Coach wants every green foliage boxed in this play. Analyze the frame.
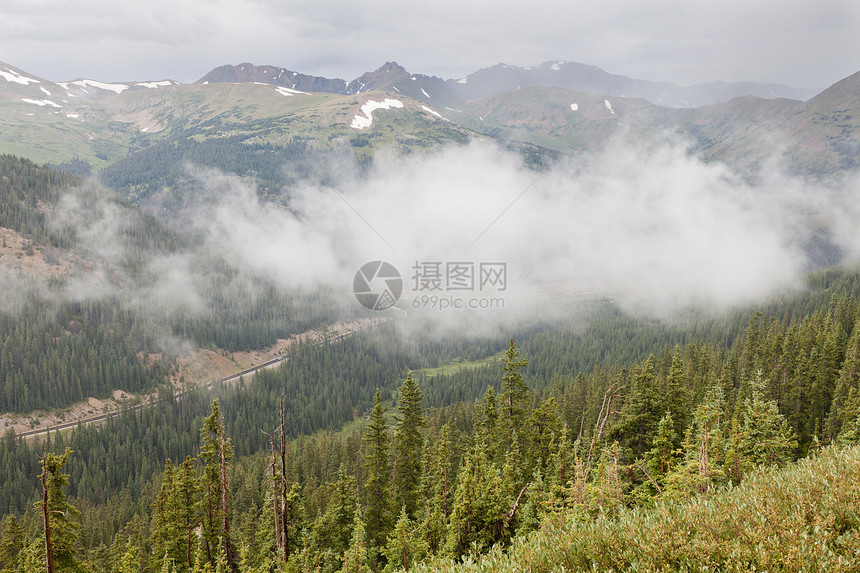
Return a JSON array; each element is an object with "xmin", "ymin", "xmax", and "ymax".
[
  {"xmin": 499, "ymin": 339, "xmax": 529, "ymax": 451},
  {"xmin": 37, "ymin": 447, "xmax": 85, "ymax": 573},
  {"xmin": 6, "ymin": 251, "xmax": 860, "ymax": 571},
  {"xmin": 150, "ymin": 457, "xmax": 200, "ymax": 573},
  {"xmin": 97, "ymin": 136, "xmax": 316, "ymax": 204},
  {"xmin": 739, "ymin": 370, "xmax": 797, "ymax": 470},
  {"xmin": 0, "ymin": 514, "xmax": 23, "ymax": 572},
  {"xmin": 382, "ymin": 507, "xmax": 427, "ymax": 573},
  {"xmin": 445, "ymin": 441, "xmax": 509, "ymax": 558},
  {"xmin": 362, "ymin": 389, "xmax": 392, "ymax": 558},
  {"xmin": 411, "ymin": 445, "xmax": 860, "ymax": 572},
  {"xmin": 0, "ymin": 155, "xmax": 79, "ymax": 245},
  {"xmin": 393, "ymin": 374, "xmax": 425, "ymax": 519}
]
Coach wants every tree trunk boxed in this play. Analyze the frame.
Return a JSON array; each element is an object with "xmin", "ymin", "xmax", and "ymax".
[{"xmin": 40, "ymin": 447, "xmax": 54, "ymax": 573}]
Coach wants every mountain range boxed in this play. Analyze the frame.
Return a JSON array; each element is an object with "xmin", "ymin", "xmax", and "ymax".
[
  {"xmin": 197, "ymin": 60, "xmax": 819, "ymax": 108},
  {"xmin": 1, "ymin": 59, "xmax": 858, "ymax": 187}
]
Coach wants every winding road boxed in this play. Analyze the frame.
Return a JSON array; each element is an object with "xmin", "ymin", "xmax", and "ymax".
[{"xmin": 12, "ymin": 323, "xmax": 374, "ymax": 439}]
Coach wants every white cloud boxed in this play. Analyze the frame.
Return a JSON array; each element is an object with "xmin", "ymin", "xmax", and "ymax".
[{"xmin": 172, "ymin": 137, "xmax": 860, "ymax": 320}]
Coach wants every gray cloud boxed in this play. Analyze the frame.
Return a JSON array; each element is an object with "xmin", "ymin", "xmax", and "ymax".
[{"xmin": 1, "ymin": 0, "xmax": 857, "ymax": 87}]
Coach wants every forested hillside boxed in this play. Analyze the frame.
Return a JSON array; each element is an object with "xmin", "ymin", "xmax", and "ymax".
[
  {"xmin": 2, "ymin": 267, "xmax": 860, "ymax": 572},
  {"xmin": 0, "ymin": 155, "xmax": 79, "ymax": 245},
  {"xmin": 0, "ymin": 156, "xmax": 345, "ymax": 414}
]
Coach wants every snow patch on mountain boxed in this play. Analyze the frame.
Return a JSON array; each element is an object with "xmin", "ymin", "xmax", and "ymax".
[
  {"xmin": 604, "ymin": 99, "xmax": 615, "ymax": 114},
  {"xmin": 22, "ymin": 98, "xmax": 61, "ymax": 108},
  {"xmin": 350, "ymin": 98, "xmax": 404, "ymax": 129},
  {"xmin": 421, "ymin": 105, "xmax": 444, "ymax": 120},
  {"xmin": 421, "ymin": 88, "xmax": 430, "ymax": 98},
  {"xmin": 274, "ymin": 86, "xmax": 309, "ymax": 96},
  {"xmin": 0, "ymin": 68, "xmax": 40, "ymax": 85},
  {"xmin": 61, "ymin": 79, "xmax": 129, "ymax": 94},
  {"xmin": 570, "ymin": 103, "xmax": 578, "ymax": 111},
  {"xmin": 137, "ymin": 81, "xmax": 174, "ymax": 89}
]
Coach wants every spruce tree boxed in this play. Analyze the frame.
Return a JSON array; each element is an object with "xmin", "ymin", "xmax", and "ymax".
[
  {"xmin": 664, "ymin": 349, "xmax": 690, "ymax": 444},
  {"xmin": 500, "ymin": 339, "xmax": 529, "ymax": 449},
  {"xmin": 150, "ymin": 460, "xmax": 183, "ymax": 571},
  {"xmin": 340, "ymin": 507, "xmax": 370, "ymax": 573},
  {"xmin": 0, "ymin": 514, "xmax": 23, "ymax": 571},
  {"xmin": 362, "ymin": 390, "xmax": 392, "ymax": 557},
  {"xmin": 311, "ymin": 466, "xmax": 356, "ymax": 567},
  {"xmin": 382, "ymin": 506, "xmax": 427, "ymax": 573},
  {"xmin": 393, "ymin": 373, "xmax": 425, "ymax": 519},
  {"xmin": 446, "ymin": 441, "xmax": 508, "ymax": 557},
  {"xmin": 613, "ymin": 355, "xmax": 663, "ymax": 457},
  {"xmin": 827, "ymin": 321, "xmax": 860, "ymax": 440},
  {"xmin": 37, "ymin": 447, "xmax": 83, "ymax": 573},
  {"xmin": 740, "ymin": 370, "xmax": 797, "ymax": 469},
  {"xmin": 176, "ymin": 456, "xmax": 201, "ymax": 572},
  {"xmin": 199, "ymin": 401, "xmax": 237, "ymax": 573}
]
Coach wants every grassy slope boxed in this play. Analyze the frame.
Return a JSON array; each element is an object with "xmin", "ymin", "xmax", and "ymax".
[
  {"xmin": 411, "ymin": 352, "xmax": 504, "ymax": 377},
  {"xmin": 0, "ymin": 83, "xmax": 475, "ymax": 168},
  {"xmin": 413, "ymin": 445, "xmax": 860, "ymax": 572},
  {"xmin": 0, "ymin": 100, "xmax": 134, "ymax": 166},
  {"xmin": 458, "ymin": 87, "xmax": 675, "ymax": 151}
]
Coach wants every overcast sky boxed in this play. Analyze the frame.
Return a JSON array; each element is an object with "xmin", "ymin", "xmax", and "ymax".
[{"xmin": 1, "ymin": 0, "xmax": 858, "ymax": 89}]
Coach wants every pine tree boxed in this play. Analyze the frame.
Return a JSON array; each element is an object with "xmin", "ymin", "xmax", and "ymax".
[
  {"xmin": 0, "ymin": 514, "xmax": 23, "ymax": 571},
  {"xmin": 828, "ymin": 321, "xmax": 860, "ymax": 441},
  {"xmin": 692, "ymin": 384, "xmax": 726, "ymax": 489},
  {"xmin": 150, "ymin": 460, "xmax": 183, "ymax": 571},
  {"xmin": 664, "ymin": 349, "xmax": 690, "ymax": 444},
  {"xmin": 190, "ymin": 537, "xmax": 212, "ymax": 573},
  {"xmin": 445, "ymin": 441, "xmax": 508, "ymax": 558},
  {"xmin": 647, "ymin": 411, "xmax": 677, "ymax": 477},
  {"xmin": 362, "ymin": 389, "xmax": 392, "ymax": 556},
  {"xmin": 613, "ymin": 355, "xmax": 664, "ymax": 457},
  {"xmin": 311, "ymin": 466, "xmax": 356, "ymax": 568},
  {"xmin": 14, "ymin": 539, "xmax": 46, "ymax": 573},
  {"xmin": 382, "ymin": 506, "xmax": 427, "ymax": 573},
  {"xmin": 176, "ymin": 456, "xmax": 201, "ymax": 572},
  {"xmin": 393, "ymin": 373, "xmax": 425, "ymax": 519},
  {"xmin": 740, "ymin": 370, "xmax": 797, "ymax": 470},
  {"xmin": 199, "ymin": 401, "xmax": 237, "ymax": 573},
  {"xmin": 500, "ymin": 339, "xmax": 529, "ymax": 450},
  {"xmin": 419, "ymin": 424, "xmax": 455, "ymax": 554},
  {"xmin": 118, "ymin": 538, "xmax": 142, "ymax": 573},
  {"xmin": 36, "ymin": 447, "xmax": 83, "ymax": 573},
  {"xmin": 526, "ymin": 397, "xmax": 561, "ymax": 472},
  {"xmin": 340, "ymin": 507, "xmax": 370, "ymax": 573}
]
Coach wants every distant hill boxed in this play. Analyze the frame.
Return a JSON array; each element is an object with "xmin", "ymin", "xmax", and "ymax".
[{"xmin": 445, "ymin": 60, "xmax": 818, "ymax": 107}]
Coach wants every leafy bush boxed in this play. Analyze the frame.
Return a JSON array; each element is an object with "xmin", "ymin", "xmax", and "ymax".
[{"xmin": 412, "ymin": 445, "xmax": 860, "ymax": 572}]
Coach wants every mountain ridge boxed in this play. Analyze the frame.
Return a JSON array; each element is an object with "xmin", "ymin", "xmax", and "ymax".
[
  {"xmin": 3, "ymin": 58, "xmax": 822, "ymax": 109},
  {"xmin": 196, "ymin": 59, "xmax": 819, "ymax": 109},
  {"xmin": 1, "ymin": 58, "xmax": 858, "ymax": 177}
]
